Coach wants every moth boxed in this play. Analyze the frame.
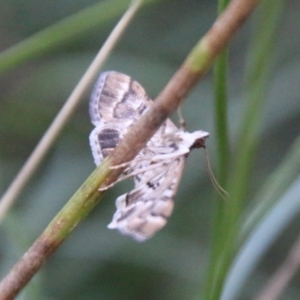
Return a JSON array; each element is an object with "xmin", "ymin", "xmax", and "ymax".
[{"xmin": 89, "ymin": 71, "xmax": 209, "ymax": 242}]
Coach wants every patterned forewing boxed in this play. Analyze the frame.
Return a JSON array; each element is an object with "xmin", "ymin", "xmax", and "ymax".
[
  {"xmin": 89, "ymin": 71, "xmax": 150, "ymax": 126},
  {"xmin": 89, "ymin": 72, "xmax": 152, "ymax": 164}
]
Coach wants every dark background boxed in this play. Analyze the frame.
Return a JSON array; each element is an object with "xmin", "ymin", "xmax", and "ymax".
[{"xmin": 0, "ymin": 1, "xmax": 299, "ymax": 299}]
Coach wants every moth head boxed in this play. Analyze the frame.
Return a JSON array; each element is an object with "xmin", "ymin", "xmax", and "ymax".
[
  {"xmin": 174, "ymin": 130, "xmax": 209, "ymax": 149},
  {"xmin": 190, "ymin": 130, "xmax": 209, "ymax": 149}
]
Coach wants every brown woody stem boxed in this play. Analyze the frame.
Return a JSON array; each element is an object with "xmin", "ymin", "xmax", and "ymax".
[{"xmin": 0, "ymin": 0, "xmax": 260, "ymax": 299}]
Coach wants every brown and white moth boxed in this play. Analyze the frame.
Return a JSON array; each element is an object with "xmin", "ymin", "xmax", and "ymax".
[{"xmin": 89, "ymin": 71, "xmax": 209, "ymax": 242}]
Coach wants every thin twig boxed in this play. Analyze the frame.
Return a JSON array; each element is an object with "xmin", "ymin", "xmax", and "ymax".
[
  {"xmin": 0, "ymin": 0, "xmax": 142, "ymax": 225},
  {"xmin": 255, "ymin": 233, "xmax": 300, "ymax": 300},
  {"xmin": 0, "ymin": 0, "xmax": 141, "ymax": 76},
  {"xmin": 0, "ymin": 0, "xmax": 260, "ymax": 299}
]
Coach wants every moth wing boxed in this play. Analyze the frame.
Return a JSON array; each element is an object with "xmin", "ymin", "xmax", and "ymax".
[
  {"xmin": 89, "ymin": 71, "xmax": 151, "ymax": 127},
  {"xmin": 89, "ymin": 71, "xmax": 178, "ymax": 165},
  {"xmin": 107, "ymin": 157, "xmax": 186, "ymax": 241},
  {"xmin": 89, "ymin": 71, "xmax": 153, "ymax": 165},
  {"xmin": 89, "ymin": 124, "xmax": 122, "ymax": 165}
]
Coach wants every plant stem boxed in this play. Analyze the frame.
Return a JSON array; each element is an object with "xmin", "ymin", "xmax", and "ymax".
[{"xmin": 0, "ymin": 0, "xmax": 261, "ymax": 298}]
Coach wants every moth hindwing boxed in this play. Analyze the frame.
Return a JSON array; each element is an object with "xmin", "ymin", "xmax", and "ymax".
[{"xmin": 89, "ymin": 71, "xmax": 209, "ymax": 242}]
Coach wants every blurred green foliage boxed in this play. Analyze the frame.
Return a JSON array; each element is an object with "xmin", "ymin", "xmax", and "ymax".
[{"xmin": 0, "ymin": 0, "xmax": 300, "ymax": 299}]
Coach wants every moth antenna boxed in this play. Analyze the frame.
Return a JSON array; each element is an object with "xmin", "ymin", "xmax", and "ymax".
[
  {"xmin": 177, "ymin": 106, "xmax": 186, "ymax": 130},
  {"xmin": 203, "ymin": 147, "xmax": 229, "ymax": 200}
]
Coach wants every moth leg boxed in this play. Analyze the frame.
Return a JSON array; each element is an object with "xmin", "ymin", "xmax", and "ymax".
[
  {"xmin": 99, "ymin": 161, "xmax": 168, "ymax": 191},
  {"xmin": 109, "ymin": 160, "xmax": 133, "ymax": 169},
  {"xmin": 98, "ymin": 172, "xmax": 134, "ymax": 191},
  {"xmin": 99, "ymin": 175, "xmax": 131, "ymax": 191},
  {"xmin": 99, "ymin": 181, "xmax": 119, "ymax": 191},
  {"xmin": 109, "ymin": 157, "xmax": 161, "ymax": 170},
  {"xmin": 109, "ymin": 155, "xmax": 150, "ymax": 170},
  {"xmin": 151, "ymin": 148, "xmax": 189, "ymax": 162}
]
